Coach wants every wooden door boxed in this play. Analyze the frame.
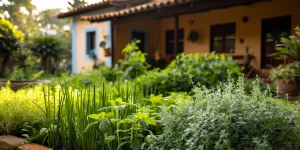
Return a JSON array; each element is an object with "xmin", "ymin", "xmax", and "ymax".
[{"xmin": 261, "ymin": 16, "xmax": 291, "ymax": 69}]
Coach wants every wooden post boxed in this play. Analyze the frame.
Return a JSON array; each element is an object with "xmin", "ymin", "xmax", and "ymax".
[
  {"xmin": 174, "ymin": 15, "xmax": 179, "ymax": 56},
  {"xmin": 111, "ymin": 21, "xmax": 115, "ymax": 65}
]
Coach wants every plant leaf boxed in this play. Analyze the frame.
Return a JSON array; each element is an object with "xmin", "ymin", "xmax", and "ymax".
[
  {"xmin": 84, "ymin": 121, "xmax": 98, "ymax": 133},
  {"xmin": 104, "ymin": 135, "xmax": 115, "ymax": 143}
]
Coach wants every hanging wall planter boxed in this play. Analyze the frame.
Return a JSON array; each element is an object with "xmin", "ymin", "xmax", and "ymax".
[
  {"xmin": 104, "ymin": 48, "xmax": 111, "ymax": 56},
  {"xmin": 99, "ymin": 41, "xmax": 111, "ymax": 56},
  {"xmin": 188, "ymin": 30, "xmax": 199, "ymax": 42}
]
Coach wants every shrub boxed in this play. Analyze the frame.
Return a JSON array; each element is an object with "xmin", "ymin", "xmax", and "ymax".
[
  {"xmin": 98, "ymin": 65, "xmax": 124, "ymax": 82},
  {"xmin": 120, "ymin": 40, "xmax": 149, "ymax": 80},
  {"xmin": 0, "ymin": 18, "xmax": 24, "ymax": 77},
  {"xmin": 243, "ymin": 79, "xmax": 277, "ymax": 96},
  {"xmin": 27, "ymin": 36, "xmax": 65, "ymax": 70},
  {"xmin": 269, "ymin": 61, "xmax": 300, "ymax": 83},
  {"xmin": 138, "ymin": 53, "xmax": 241, "ymax": 94},
  {"xmin": 150, "ymin": 78, "xmax": 300, "ymax": 149},
  {"xmin": 0, "ymin": 83, "xmax": 57, "ymax": 135},
  {"xmin": 274, "ymin": 27, "xmax": 300, "ymax": 62}
]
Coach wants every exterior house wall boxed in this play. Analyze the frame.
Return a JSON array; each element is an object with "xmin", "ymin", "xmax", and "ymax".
[
  {"xmin": 72, "ymin": 0, "xmax": 300, "ymax": 73},
  {"xmin": 75, "ymin": 20, "xmax": 109, "ymax": 73},
  {"xmin": 114, "ymin": 19, "xmax": 160, "ymax": 63},
  {"xmin": 158, "ymin": 0, "xmax": 300, "ymax": 71},
  {"xmin": 72, "ymin": 7, "xmax": 115, "ymax": 73}
]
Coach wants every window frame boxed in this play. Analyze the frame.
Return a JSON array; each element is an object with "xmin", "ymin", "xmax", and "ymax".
[
  {"xmin": 165, "ymin": 28, "xmax": 184, "ymax": 54},
  {"xmin": 84, "ymin": 28, "xmax": 98, "ymax": 60},
  {"xmin": 130, "ymin": 28, "xmax": 149, "ymax": 53},
  {"xmin": 210, "ymin": 23, "xmax": 236, "ymax": 53}
]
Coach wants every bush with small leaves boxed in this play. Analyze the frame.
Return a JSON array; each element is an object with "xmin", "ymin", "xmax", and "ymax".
[
  {"xmin": 150, "ymin": 78, "xmax": 300, "ymax": 149},
  {"xmin": 138, "ymin": 53, "xmax": 241, "ymax": 94}
]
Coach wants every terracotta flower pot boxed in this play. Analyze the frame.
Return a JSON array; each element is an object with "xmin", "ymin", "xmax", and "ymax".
[
  {"xmin": 276, "ymin": 80, "xmax": 300, "ymax": 96},
  {"xmin": 104, "ymin": 48, "xmax": 111, "ymax": 56}
]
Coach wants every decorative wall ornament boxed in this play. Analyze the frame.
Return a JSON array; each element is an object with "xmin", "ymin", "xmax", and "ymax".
[{"xmin": 188, "ymin": 30, "xmax": 199, "ymax": 42}]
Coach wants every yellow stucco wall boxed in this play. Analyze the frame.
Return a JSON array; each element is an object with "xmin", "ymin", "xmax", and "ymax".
[
  {"xmin": 162, "ymin": 0, "xmax": 300, "ymax": 70},
  {"xmin": 113, "ymin": 0, "xmax": 300, "ymax": 72},
  {"xmin": 114, "ymin": 19, "xmax": 160, "ymax": 63},
  {"xmin": 75, "ymin": 20, "xmax": 109, "ymax": 72}
]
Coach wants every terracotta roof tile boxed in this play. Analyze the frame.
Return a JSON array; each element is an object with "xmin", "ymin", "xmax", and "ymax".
[
  {"xmin": 80, "ymin": 0, "xmax": 198, "ymax": 22},
  {"xmin": 57, "ymin": 0, "xmax": 111, "ymax": 18}
]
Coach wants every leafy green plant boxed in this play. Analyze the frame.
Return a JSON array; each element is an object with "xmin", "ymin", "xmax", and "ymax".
[
  {"xmin": 0, "ymin": 18, "xmax": 24, "ymax": 77},
  {"xmin": 120, "ymin": 40, "xmax": 150, "ymax": 80},
  {"xmin": 269, "ymin": 61, "xmax": 300, "ymax": 83},
  {"xmin": 99, "ymin": 66, "xmax": 124, "ymax": 82},
  {"xmin": 150, "ymin": 77, "xmax": 300, "ymax": 150},
  {"xmin": 274, "ymin": 27, "xmax": 300, "ymax": 61},
  {"xmin": 0, "ymin": 83, "xmax": 54, "ymax": 135},
  {"xmin": 85, "ymin": 99, "xmax": 156, "ymax": 150},
  {"xmin": 41, "ymin": 79, "xmax": 158, "ymax": 150},
  {"xmin": 22, "ymin": 123, "xmax": 48, "ymax": 145},
  {"xmin": 27, "ymin": 36, "xmax": 65, "ymax": 70},
  {"xmin": 243, "ymin": 79, "xmax": 277, "ymax": 96},
  {"xmin": 10, "ymin": 66, "xmax": 44, "ymax": 80},
  {"xmin": 138, "ymin": 53, "xmax": 241, "ymax": 94}
]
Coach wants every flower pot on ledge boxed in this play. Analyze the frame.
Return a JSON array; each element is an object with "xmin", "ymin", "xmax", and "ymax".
[
  {"xmin": 104, "ymin": 48, "xmax": 111, "ymax": 57},
  {"xmin": 276, "ymin": 80, "xmax": 300, "ymax": 97}
]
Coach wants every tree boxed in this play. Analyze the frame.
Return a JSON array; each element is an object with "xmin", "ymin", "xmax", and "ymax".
[
  {"xmin": 0, "ymin": 0, "xmax": 40, "ymax": 39},
  {"xmin": 68, "ymin": 0, "xmax": 87, "ymax": 9},
  {"xmin": 27, "ymin": 36, "xmax": 65, "ymax": 70},
  {"xmin": 0, "ymin": 18, "xmax": 24, "ymax": 77}
]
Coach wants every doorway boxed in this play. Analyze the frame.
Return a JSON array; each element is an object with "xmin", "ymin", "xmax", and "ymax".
[
  {"xmin": 130, "ymin": 29, "xmax": 148, "ymax": 53},
  {"xmin": 261, "ymin": 15, "xmax": 291, "ymax": 69}
]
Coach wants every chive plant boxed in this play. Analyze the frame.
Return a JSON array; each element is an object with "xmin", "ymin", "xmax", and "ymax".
[{"xmin": 41, "ymin": 80, "xmax": 155, "ymax": 150}]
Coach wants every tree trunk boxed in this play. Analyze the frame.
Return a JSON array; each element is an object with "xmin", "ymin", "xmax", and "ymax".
[
  {"xmin": 40, "ymin": 57, "xmax": 47, "ymax": 70},
  {"xmin": 0, "ymin": 56, "xmax": 9, "ymax": 78}
]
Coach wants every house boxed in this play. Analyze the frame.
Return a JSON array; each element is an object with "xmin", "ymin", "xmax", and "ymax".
[{"xmin": 57, "ymin": 0, "xmax": 300, "ymax": 76}]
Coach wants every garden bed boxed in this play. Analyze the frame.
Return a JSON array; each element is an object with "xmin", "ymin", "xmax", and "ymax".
[{"xmin": 0, "ymin": 80, "xmax": 51, "ymax": 91}]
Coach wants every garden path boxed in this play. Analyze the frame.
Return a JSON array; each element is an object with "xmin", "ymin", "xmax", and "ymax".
[{"xmin": 0, "ymin": 135, "xmax": 51, "ymax": 150}]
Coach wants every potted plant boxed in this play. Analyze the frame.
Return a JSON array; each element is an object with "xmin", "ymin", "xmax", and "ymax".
[
  {"xmin": 99, "ymin": 41, "xmax": 111, "ymax": 56},
  {"xmin": 269, "ymin": 62, "xmax": 300, "ymax": 96},
  {"xmin": 269, "ymin": 27, "xmax": 300, "ymax": 97},
  {"xmin": 274, "ymin": 26, "xmax": 300, "ymax": 61}
]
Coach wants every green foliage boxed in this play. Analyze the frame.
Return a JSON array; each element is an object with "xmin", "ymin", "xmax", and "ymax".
[
  {"xmin": 138, "ymin": 53, "xmax": 241, "ymax": 94},
  {"xmin": 42, "ymin": 81, "xmax": 158, "ymax": 150},
  {"xmin": 22, "ymin": 123, "xmax": 48, "ymax": 145},
  {"xmin": 28, "ymin": 36, "xmax": 64, "ymax": 60},
  {"xmin": 0, "ymin": 84, "xmax": 54, "ymax": 135},
  {"xmin": 99, "ymin": 66, "xmax": 124, "ymax": 82},
  {"xmin": 10, "ymin": 56, "xmax": 44, "ymax": 80},
  {"xmin": 274, "ymin": 27, "xmax": 300, "ymax": 61},
  {"xmin": 27, "ymin": 36, "xmax": 65, "ymax": 69},
  {"xmin": 243, "ymin": 79, "xmax": 277, "ymax": 96},
  {"xmin": 150, "ymin": 78, "xmax": 300, "ymax": 149},
  {"xmin": 120, "ymin": 40, "xmax": 150, "ymax": 80},
  {"xmin": 0, "ymin": 18, "xmax": 24, "ymax": 44},
  {"xmin": 0, "ymin": 0, "xmax": 38, "ymax": 39},
  {"xmin": 68, "ymin": 0, "xmax": 87, "ymax": 9},
  {"xmin": 0, "ymin": 18, "xmax": 24, "ymax": 77},
  {"xmin": 269, "ymin": 61, "xmax": 300, "ymax": 83}
]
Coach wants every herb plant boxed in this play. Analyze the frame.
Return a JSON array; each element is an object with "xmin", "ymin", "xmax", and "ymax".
[
  {"xmin": 138, "ymin": 53, "xmax": 241, "ymax": 94},
  {"xmin": 150, "ymin": 77, "xmax": 300, "ymax": 149},
  {"xmin": 274, "ymin": 27, "xmax": 300, "ymax": 61},
  {"xmin": 120, "ymin": 40, "xmax": 150, "ymax": 80},
  {"xmin": 269, "ymin": 61, "xmax": 300, "ymax": 83}
]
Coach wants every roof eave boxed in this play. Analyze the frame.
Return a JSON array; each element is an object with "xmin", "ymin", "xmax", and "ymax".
[{"xmin": 57, "ymin": 2, "xmax": 112, "ymax": 19}]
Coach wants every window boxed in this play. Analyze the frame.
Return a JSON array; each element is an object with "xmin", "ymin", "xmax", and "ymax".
[
  {"xmin": 131, "ymin": 30, "xmax": 147, "ymax": 52},
  {"xmin": 210, "ymin": 23, "xmax": 236, "ymax": 53},
  {"xmin": 86, "ymin": 31, "xmax": 96, "ymax": 56},
  {"xmin": 165, "ymin": 29, "xmax": 184, "ymax": 54}
]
